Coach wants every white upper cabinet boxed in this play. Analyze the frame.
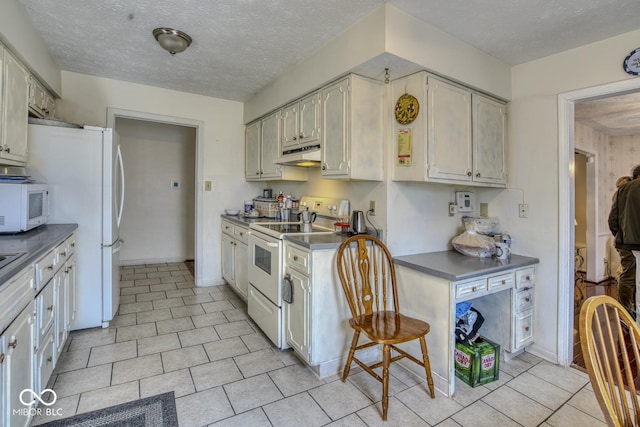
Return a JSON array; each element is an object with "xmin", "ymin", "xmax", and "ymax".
[
  {"xmin": 472, "ymin": 93, "xmax": 507, "ymax": 185},
  {"xmin": 392, "ymin": 71, "xmax": 507, "ymax": 188},
  {"xmin": 1, "ymin": 48, "xmax": 29, "ymax": 166},
  {"xmin": 281, "ymin": 91, "xmax": 322, "ymax": 153},
  {"xmin": 244, "ymin": 113, "xmax": 307, "ymax": 182},
  {"xmin": 321, "ymin": 74, "xmax": 383, "ymax": 181}
]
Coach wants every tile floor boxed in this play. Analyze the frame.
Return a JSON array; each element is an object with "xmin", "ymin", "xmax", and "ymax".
[{"xmin": 30, "ymin": 262, "xmax": 607, "ymax": 427}]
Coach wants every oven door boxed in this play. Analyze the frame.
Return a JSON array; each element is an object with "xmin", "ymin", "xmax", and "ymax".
[{"xmin": 248, "ymin": 230, "xmax": 282, "ymax": 305}]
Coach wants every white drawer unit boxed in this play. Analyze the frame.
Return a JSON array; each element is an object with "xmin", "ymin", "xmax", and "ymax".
[
  {"xmin": 0, "ymin": 265, "xmax": 34, "ymax": 333},
  {"xmin": 234, "ymin": 226, "xmax": 249, "ymax": 245},
  {"xmin": 488, "ymin": 273, "xmax": 513, "ymax": 292},
  {"xmin": 515, "ymin": 287, "xmax": 534, "ymax": 312},
  {"xmin": 286, "ymin": 244, "xmax": 311, "ymax": 275},
  {"xmin": 455, "ymin": 278, "xmax": 487, "ymax": 300},
  {"xmin": 35, "ymin": 249, "xmax": 57, "ymax": 291},
  {"xmin": 515, "ymin": 267, "xmax": 535, "ymax": 289},
  {"xmin": 35, "ymin": 278, "xmax": 55, "ymax": 345},
  {"xmin": 514, "ymin": 309, "xmax": 534, "ymax": 348},
  {"xmin": 222, "ymin": 219, "xmax": 234, "ymax": 236}
]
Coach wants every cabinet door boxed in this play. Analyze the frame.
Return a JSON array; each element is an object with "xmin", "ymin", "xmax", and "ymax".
[
  {"xmin": 65, "ymin": 255, "xmax": 77, "ymax": 330},
  {"xmin": 1, "ymin": 50, "xmax": 29, "ymax": 164},
  {"xmin": 221, "ymin": 233, "xmax": 235, "ymax": 285},
  {"xmin": 427, "ymin": 77, "xmax": 472, "ymax": 182},
  {"xmin": 280, "ymin": 103, "xmax": 299, "ymax": 150},
  {"xmin": 284, "ymin": 269, "xmax": 310, "ymax": 362},
  {"xmin": 245, "ymin": 120, "xmax": 262, "ymax": 180},
  {"xmin": 4, "ymin": 303, "xmax": 35, "ymax": 427},
  {"xmin": 234, "ymin": 241, "xmax": 248, "ymax": 300},
  {"xmin": 260, "ymin": 112, "xmax": 282, "ymax": 178},
  {"xmin": 54, "ymin": 270, "xmax": 67, "ymax": 354},
  {"xmin": 473, "ymin": 94, "xmax": 506, "ymax": 185},
  {"xmin": 321, "ymin": 78, "xmax": 350, "ymax": 176},
  {"xmin": 298, "ymin": 91, "xmax": 321, "ymax": 146}
]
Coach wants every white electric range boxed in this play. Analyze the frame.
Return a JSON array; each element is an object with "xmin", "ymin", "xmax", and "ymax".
[{"xmin": 247, "ymin": 196, "xmax": 349, "ymax": 348}]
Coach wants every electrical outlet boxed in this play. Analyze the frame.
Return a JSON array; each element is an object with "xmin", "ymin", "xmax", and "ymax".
[
  {"xmin": 369, "ymin": 200, "xmax": 376, "ymax": 216},
  {"xmin": 204, "ymin": 180, "xmax": 212, "ymax": 191},
  {"xmin": 519, "ymin": 203, "xmax": 529, "ymax": 218},
  {"xmin": 448, "ymin": 202, "xmax": 456, "ymax": 216}
]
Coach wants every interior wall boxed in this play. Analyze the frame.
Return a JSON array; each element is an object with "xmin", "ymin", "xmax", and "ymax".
[
  {"xmin": 57, "ymin": 71, "xmax": 263, "ymax": 286},
  {"xmin": 574, "ymin": 153, "xmax": 587, "ymax": 248},
  {"xmin": 116, "ymin": 118, "xmax": 195, "ymax": 264},
  {"xmin": 510, "ymin": 28, "xmax": 640, "ymax": 362}
]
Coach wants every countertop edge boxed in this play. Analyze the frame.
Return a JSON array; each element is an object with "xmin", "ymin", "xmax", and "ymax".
[
  {"xmin": 394, "ymin": 251, "xmax": 540, "ymax": 281},
  {"xmin": 0, "ymin": 224, "xmax": 78, "ymax": 286}
]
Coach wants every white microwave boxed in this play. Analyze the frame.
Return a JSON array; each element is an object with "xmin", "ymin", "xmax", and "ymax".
[{"xmin": 0, "ymin": 182, "xmax": 49, "ymax": 233}]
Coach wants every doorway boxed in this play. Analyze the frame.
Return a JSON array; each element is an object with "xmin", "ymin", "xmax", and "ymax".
[
  {"xmin": 558, "ymin": 78, "xmax": 640, "ymax": 366},
  {"xmin": 106, "ymin": 108, "xmax": 205, "ymax": 284}
]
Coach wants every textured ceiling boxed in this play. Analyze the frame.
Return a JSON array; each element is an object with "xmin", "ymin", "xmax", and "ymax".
[
  {"xmin": 575, "ymin": 92, "xmax": 640, "ymax": 136},
  {"xmin": 16, "ymin": 0, "xmax": 640, "ymax": 103}
]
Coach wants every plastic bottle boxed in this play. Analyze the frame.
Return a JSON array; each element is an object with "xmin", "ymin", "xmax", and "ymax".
[{"xmin": 277, "ymin": 191, "xmax": 284, "ymax": 207}]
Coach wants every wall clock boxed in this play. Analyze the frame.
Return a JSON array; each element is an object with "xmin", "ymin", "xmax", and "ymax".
[
  {"xmin": 623, "ymin": 47, "xmax": 640, "ymax": 76},
  {"xmin": 395, "ymin": 93, "xmax": 420, "ymax": 125}
]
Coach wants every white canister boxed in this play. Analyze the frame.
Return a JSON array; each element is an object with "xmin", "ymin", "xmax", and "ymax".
[
  {"xmin": 244, "ymin": 200, "xmax": 253, "ymax": 213},
  {"xmin": 495, "ymin": 242, "xmax": 511, "ymax": 260}
]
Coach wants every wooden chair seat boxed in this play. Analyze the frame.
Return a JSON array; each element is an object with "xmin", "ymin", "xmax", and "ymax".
[
  {"xmin": 350, "ymin": 311, "xmax": 431, "ymax": 345},
  {"xmin": 337, "ymin": 235, "xmax": 435, "ymax": 421}
]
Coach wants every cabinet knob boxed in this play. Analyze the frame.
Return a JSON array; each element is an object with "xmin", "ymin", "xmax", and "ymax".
[
  {"xmin": 501, "ymin": 280, "xmax": 506, "ymax": 285},
  {"xmin": 471, "ymin": 286, "xmax": 477, "ymax": 292},
  {"xmin": 0, "ymin": 353, "xmax": 4, "ymax": 364},
  {"xmin": 525, "ymin": 275, "xmax": 531, "ymax": 281},
  {"xmin": 476, "ymin": 172, "xmax": 481, "ymax": 178},
  {"xmin": 60, "ymin": 251, "xmax": 66, "ymax": 257},
  {"xmin": 47, "ymin": 264, "xmax": 54, "ymax": 270},
  {"xmin": 5, "ymin": 147, "xmax": 9, "ymax": 154},
  {"xmin": 256, "ymin": 171, "xmax": 260, "ymax": 175},
  {"xmin": 525, "ymin": 297, "xmax": 531, "ymax": 303},
  {"xmin": 293, "ymin": 136, "xmax": 297, "ymax": 140},
  {"xmin": 524, "ymin": 326, "xmax": 530, "ymax": 332},
  {"xmin": 466, "ymin": 171, "xmax": 472, "ymax": 177},
  {"xmin": 47, "ymin": 305, "xmax": 54, "ymax": 311},
  {"xmin": 71, "ymin": 242, "xmax": 76, "ymax": 248},
  {"xmin": 8, "ymin": 339, "xmax": 17, "ymax": 349},
  {"xmin": 299, "ymin": 134, "xmax": 304, "ymax": 139},
  {"xmin": 321, "ymin": 165, "xmax": 326, "ymax": 171},
  {"xmin": 293, "ymin": 255, "xmax": 298, "ymax": 261},
  {"xmin": 239, "ymin": 232, "xmax": 243, "ymax": 236},
  {"xmin": 47, "ymin": 356, "xmax": 53, "ymax": 363}
]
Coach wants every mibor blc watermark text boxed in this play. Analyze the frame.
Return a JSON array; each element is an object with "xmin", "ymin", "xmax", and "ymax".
[{"xmin": 14, "ymin": 388, "xmax": 63, "ymax": 418}]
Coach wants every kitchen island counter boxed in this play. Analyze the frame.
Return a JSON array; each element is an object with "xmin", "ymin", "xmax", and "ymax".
[
  {"xmin": 394, "ymin": 250, "xmax": 539, "ymax": 282},
  {"xmin": 0, "ymin": 223, "xmax": 78, "ymax": 286}
]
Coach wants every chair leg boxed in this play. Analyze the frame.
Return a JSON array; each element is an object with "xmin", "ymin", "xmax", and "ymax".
[
  {"xmin": 382, "ymin": 344, "xmax": 391, "ymax": 421},
  {"xmin": 342, "ymin": 330, "xmax": 360, "ymax": 381},
  {"xmin": 419, "ymin": 336, "xmax": 435, "ymax": 398}
]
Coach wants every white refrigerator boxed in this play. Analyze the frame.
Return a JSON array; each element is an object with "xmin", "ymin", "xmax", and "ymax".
[{"xmin": 28, "ymin": 124, "xmax": 125, "ymax": 330}]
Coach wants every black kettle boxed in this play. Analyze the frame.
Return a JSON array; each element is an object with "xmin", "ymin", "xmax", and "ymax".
[{"xmin": 351, "ymin": 210, "xmax": 366, "ymax": 234}]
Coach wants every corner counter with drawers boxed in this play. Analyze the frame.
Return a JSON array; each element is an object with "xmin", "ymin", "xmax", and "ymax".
[
  {"xmin": 393, "ymin": 250, "xmax": 539, "ymax": 397},
  {"xmin": 0, "ymin": 224, "xmax": 78, "ymax": 427}
]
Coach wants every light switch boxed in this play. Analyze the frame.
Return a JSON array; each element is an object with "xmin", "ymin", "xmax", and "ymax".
[{"xmin": 204, "ymin": 181, "xmax": 212, "ymax": 191}]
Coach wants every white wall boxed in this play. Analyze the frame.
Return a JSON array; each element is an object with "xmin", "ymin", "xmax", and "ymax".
[
  {"xmin": 116, "ymin": 118, "xmax": 196, "ymax": 264},
  {"xmin": 57, "ymin": 71, "xmax": 262, "ymax": 285},
  {"xmin": 509, "ymin": 29, "xmax": 640, "ymax": 361}
]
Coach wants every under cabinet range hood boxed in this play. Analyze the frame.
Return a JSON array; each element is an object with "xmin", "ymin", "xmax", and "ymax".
[{"xmin": 277, "ymin": 145, "xmax": 321, "ymax": 167}]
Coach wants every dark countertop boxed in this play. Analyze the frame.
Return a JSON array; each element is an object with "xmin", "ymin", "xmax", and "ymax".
[
  {"xmin": 0, "ymin": 224, "xmax": 78, "ymax": 286},
  {"xmin": 394, "ymin": 250, "xmax": 539, "ymax": 281}
]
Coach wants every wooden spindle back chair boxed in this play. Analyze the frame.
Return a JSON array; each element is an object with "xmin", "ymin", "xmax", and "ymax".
[
  {"xmin": 336, "ymin": 235, "xmax": 435, "ymax": 420},
  {"xmin": 579, "ymin": 295, "xmax": 640, "ymax": 426}
]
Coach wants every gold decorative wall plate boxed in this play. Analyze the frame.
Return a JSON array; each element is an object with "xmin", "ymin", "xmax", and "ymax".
[{"xmin": 395, "ymin": 93, "xmax": 420, "ymax": 125}]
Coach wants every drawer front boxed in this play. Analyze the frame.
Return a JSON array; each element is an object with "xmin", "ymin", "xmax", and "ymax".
[
  {"xmin": 515, "ymin": 288, "xmax": 534, "ymax": 312},
  {"xmin": 514, "ymin": 309, "xmax": 534, "ymax": 349},
  {"xmin": 515, "ymin": 267, "xmax": 535, "ymax": 289},
  {"xmin": 35, "ymin": 249, "xmax": 57, "ymax": 290},
  {"xmin": 247, "ymin": 285, "xmax": 281, "ymax": 348},
  {"xmin": 0, "ymin": 265, "xmax": 35, "ymax": 333},
  {"xmin": 488, "ymin": 273, "xmax": 513, "ymax": 292},
  {"xmin": 286, "ymin": 245, "xmax": 311, "ymax": 275},
  {"xmin": 63, "ymin": 233, "xmax": 77, "ymax": 259},
  {"xmin": 36, "ymin": 281, "xmax": 56, "ymax": 343},
  {"xmin": 221, "ymin": 220, "xmax": 235, "ymax": 236},
  {"xmin": 455, "ymin": 278, "xmax": 487, "ymax": 300},
  {"xmin": 55, "ymin": 240, "xmax": 70, "ymax": 266},
  {"xmin": 35, "ymin": 328, "xmax": 56, "ymax": 392},
  {"xmin": 234, "ymin": 226, "xmax": 249, "ymax": 245}
]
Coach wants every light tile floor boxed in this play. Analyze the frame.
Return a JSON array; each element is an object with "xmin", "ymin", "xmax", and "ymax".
[{"xmin": 31, "ymin": 262, "xmax": 606, "ymax": 427}]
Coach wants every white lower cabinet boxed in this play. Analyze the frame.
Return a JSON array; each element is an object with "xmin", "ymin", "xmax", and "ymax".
[
  {"xmin": 220, "ymin": 219, "xmax": 249, "ymax": 301},
  {"xmin": 2, "ymin": 302, "xmax": 35, "ymax": 427},
  {"xmin": 283, "ymin": 242, "xmax": 357, "ymax": 377},
  {"xmin": 0, "ymin": 231, "xmax": 76, "ymax": 427}
]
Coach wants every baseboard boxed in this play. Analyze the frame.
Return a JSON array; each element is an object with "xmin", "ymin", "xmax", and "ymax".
[
  {"xmin": 121, "ymin": 257, "xmax": 189, "ymax": 266},
  {"xmin": 525, "ymin": 344, "xmax": 558, "ymax": 364}
]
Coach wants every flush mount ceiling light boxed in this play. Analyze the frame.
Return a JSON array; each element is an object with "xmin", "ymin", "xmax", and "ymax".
[{"xmin": 153, "ymin": 27, "xmax": 192, "ymax": 55}]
